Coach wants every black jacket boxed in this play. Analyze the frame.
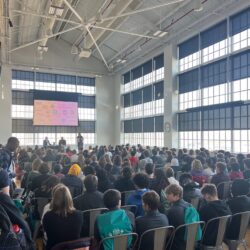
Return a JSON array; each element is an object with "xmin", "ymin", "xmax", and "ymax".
[
  {"xmin": 199, "ymin": 200, "xmax": 231, "ymax": 246},
  {"xmin": 226, "ymin": 195, "xmax": 250, "ymax": 239},
  {"xmin": 166, "ymin": 199, "xmax": 190, "ymax": 250},
  {"xmin": 0, "ymin": 193, "xmax": 33, "ymax": 246},
  {"xmin": 136, "ymin": 210, "xmax": 169, "ymax": 250},
  {"xmin": 61, "ymin": 175, "xmax": 83, "ymax": 198}
]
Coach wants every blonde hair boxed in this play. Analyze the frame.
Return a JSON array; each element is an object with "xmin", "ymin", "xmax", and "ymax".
[
  {"xmin": 191, "ymin": 159, "xmax": 203, "ymax": 172},
  {"xmin": 50, "ymin": 184, "xmax": 75, "ymax": 217},
  {"xmin": 32, "ymin": 158, "xmax": 43, "ymax": 171}
]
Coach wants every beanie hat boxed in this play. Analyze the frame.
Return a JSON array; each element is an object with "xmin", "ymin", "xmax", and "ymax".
[
  {"xmin": 0, "ymin": 170, "xmax": 10, "ymax": 189},
  {"xmin": 68, "ymin": 164, "xmax": 81, "ymax": 176}
]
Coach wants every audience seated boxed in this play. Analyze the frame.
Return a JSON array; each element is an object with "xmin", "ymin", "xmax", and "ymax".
[
  {"xmin": 243, "ymin": 158, "xmax": 250, "ymax": 179},
  {"xmin": 166, "ymin": 167, "xmax": 179, "ymax": 185},
  {"xmin": 43, "ymin": 184, "xmax": 84, "ymax": 250},
  {"xmin": 114, "ymin": 166, "xmax": 135, "ymax": 192},
  {"xmin": 211, "ymin": 162, "xmax": 230, "ymax": 187},
  {"xmin": 165, "ymin": 184, "xmax": 198, "ymax": 250},
  {"xmin": 94, "ymin": 189, "xmax": 134, "ymax": 250},
  {"xmin": 199, "ymin": 184, "xmax": 231, "ymax": 246},
  {"xmin": 191, "ymin": 159, "xmax": 208, "ymax": 187},
  {"xmin": 226, "ymin": 179, "xmax": 250, "ymax": 239},
  {"xmin": 179, "ymin": 173, "xmax": 202, "ymax": 203},
  {"xmin": 150, "ymin": 168, "xmax": 169, "ymax": 195},
  {"xmin": 136, "ymin": 191, "xmax": 169, "ymax": 250},
  {"xmin": 26, "ymin": 158, "xmax": 42, "ymax": 190},
  {"xmin": 53, "ymin": 164, "xmax": 64, "ymax": 180},
  {"xmin": 127, "ymin": 173, "xmax": 150, "ymax": 217},
  {"xmin": 138, "ymin": 150, "xmax": 153, "ymax": 171},
  {"xmin": 129, "ymin": 150, "xmax": 139, "ymax": 169},
  {"xmin": 31, "ymin": 162, "xmax": 51, "ymax": 191}
]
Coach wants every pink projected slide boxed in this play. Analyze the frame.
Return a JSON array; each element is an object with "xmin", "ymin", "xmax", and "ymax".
[{"xmin": 33, "ymin": 100, "xmax": 78, "ymax": 126}]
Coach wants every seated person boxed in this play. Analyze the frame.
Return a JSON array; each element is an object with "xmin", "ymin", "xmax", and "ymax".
[
  {"xmin": 166, "ymin": 167, "xmax": 179, "ymax": 185},
  {"xmin": 0, "ymin": 169, "xmax": 34, "ymax": 249},
  {"xmin": 126, "ymin": 173, "xmax": 150, "ymax": 217},
  {"xmin": 229, "ymin": 163, "xmax": 243, "ymax": 180},
  {"xmin": 61, "ymin": 164, "xmax": 83, "ymax": 198},
  {"xmin": 226, "ymin": 179, "xmax": 250, "ymax": 240},
  {"xmin": 136, "ymin": 191, "xmax": 169, "ymax": 250},
  {"xmin": 165, "ymin": 184, "xmax": 197, "ymax": 250},
  {"xmin": 199, "ymin": 184, "xmax": 231, "ymax": 246},
  {"xmin": 243, "ymin": 158, "xmax": 250, "ymax": 179},
  {"xmin": 43, "ymin": 184, "xmax": 84, "ymax": 250},
  {"xmin": 94, "ymin": 189, "xmax": 134, "ymax": 250},
  {"xmin": 191, "ymin": 159, "xmax": 208, "ymax": 187},
  {"xmin": 179, "ymin": 173, "xmax": 202, "ymax": 203},
  {"xmin": 114, "ymin": 167, "xmax": 135, "ymax": 193},
  {"xmin": 210, "ymin": 162, "xmax": 230, "ymax": 187},
  {"xmin": 31, "ymin": 163, "xmax": 51, "ymax": 191}
]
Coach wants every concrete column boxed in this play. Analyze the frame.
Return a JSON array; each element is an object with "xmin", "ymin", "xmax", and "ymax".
[
  {"xmin": 0, "ymin": 64, "xmax": 12, "ymax": 144},
  {"xmin": 164, "ymin": 43, "xmax": 179, "ymax": 148}
]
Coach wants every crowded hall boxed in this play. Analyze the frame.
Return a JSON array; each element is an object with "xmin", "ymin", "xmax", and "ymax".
[{"xmin": 0, "ymin": 0, "xmax": 250, "ymax": 249}]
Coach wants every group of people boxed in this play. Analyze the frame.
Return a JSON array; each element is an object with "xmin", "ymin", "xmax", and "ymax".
[
  {"xmin": 43, "ymin": 133, "xmax": 84, "ymax": 150},
  {"xmin": 0, "ymin": 138, "xmax": 249, "ymax": 249}
]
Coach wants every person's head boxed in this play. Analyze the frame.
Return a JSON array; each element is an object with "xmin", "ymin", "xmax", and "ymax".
[
  {"xmin": 171, "ymin": 158, "xmax": 179, "ymax": 167},
  {"xmin": 103, "ymin": 189, "xmax": 121, "ymax": 209},
  {"xmin": 179, "ymin": 173, "xmax": 193, "ymax": 187},
  {"xmin": 166, "ymin": 167, "xmax": 174, "ymax": 178},
  {"xmin": 98, "ymin": 156, "xmax": 107, "ymax": 168},
  {"xmin": 83, "ymin": 165, "xmax": 96, "ymax": 176},
  {"xmin": 6, "ymin": 137, "xmax": 19, "ymax": 152},
  {"xmin": 231, "ymin": 179, "xmax": 250, "ymax": 197},
  {"xmin": 0, "ymin": 169, "xmax": 10, "ymax": 195},
  {"xmin": 145, "ymin": 163, "xmax": 154, "ymax": 176},
  {"xmin": 191, "ymin": 159, "xmax": 203, "ymax": 172},
  {"xmin": 39, "ymin": 162, "xmax": 49, "ymax": 174},
  {"xmin": 243, "ymin": 158, "xmax": 250, "ymax": 170},
  {"xmin": 144, "ymin": 150, "xmax": 150, "ymax": 158},
  {"xmin": 201, "ymin": 184, "xmax": 218, "ymax": 201},
  {"xmin": 50, "ymin": 184, "xmax": 75, "ymax": 216},
  {"xmin": 91, "ymin": 155, "xmax": 97, "ymax": 162},
  {"xmin": 84, "ymin": 174, "xmax": 98, "ymax": 192},
  {"xmin": 53, "ymin": 164, "xmax": 62, "ymax": 174},
  {"xmin": 142, "ymin": 191, "xmax": 160, "ymax": 212},
  {"xmin": 165, "ymin": 184, "xmax": 183, "ymax": 203},
  {"xmin": 113, "ymin": 155, "xmax": 122, "ymax": 166},
  {"xmin": 133, "ymin": 173, "xmax": 149, "ymax": 189},
  {"xmin": 216, "ymin": 162, "xmax": 227, "ymax": 174},
  {"xmin": 68, "ymin": 164, "xmax": 81, "ymax": 176},
  {"xmin": 121, "ymin": 166, "xmax": 132, "ymax": 179},
  {"xmin": 130, "ymin": 151, "xmax": 136, "ymax": 157},
  {"xmin": 42, "ymin": 176, "xmax": 60, "ymax": 191},
  {"xmin": 231, "ymin": 163, "xmax": 241, "ymax": 172}
]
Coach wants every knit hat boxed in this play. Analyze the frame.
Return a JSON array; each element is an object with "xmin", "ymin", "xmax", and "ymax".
[
  {"xmin": 68, "ymin": 164, "xmax": 81, "ymax": 176},
  {"xmin": 171, "ymin": 158, "xmax": 179, "ymax": 167},
  {"xmin": 0, "ymin": 170, "xmax": 10, "ymax": 189}
]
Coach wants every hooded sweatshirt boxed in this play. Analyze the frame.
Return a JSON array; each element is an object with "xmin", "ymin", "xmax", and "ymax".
[{"xmin": 199, "ymin": 200, "xmax": 231, "ymax": 246}]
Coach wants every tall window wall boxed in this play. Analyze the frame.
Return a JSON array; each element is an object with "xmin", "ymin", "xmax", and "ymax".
[
  {"xmin": 178, "ymin": 7, "xmax": 250, "ymax": 153},
  {"xmin": 121, "ymin": 54, "xmax": 164, "ymax": 146},
  {"xmin": 12, "ymin": 70, "xmax": 96, "ymax": 146}
]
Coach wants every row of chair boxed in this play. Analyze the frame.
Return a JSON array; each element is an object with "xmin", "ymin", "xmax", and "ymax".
[{"xmin": 51, "ymin": 210, "xmax": 250, "ymax": 250}]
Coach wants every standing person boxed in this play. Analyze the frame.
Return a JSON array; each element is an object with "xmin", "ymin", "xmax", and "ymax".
[
  {"xmin": 77, "ymin": 133, "xmax": 84, "ymax": 151},
  {"xmin": 58, "ymin": 137, "xmax": 66, "ymax": 151},
  {"xmin": 43, "ymin": 137, "xmax": 51, "ymax": 149}
]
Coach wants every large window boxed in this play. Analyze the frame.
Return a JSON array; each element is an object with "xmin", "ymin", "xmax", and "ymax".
[
  {"xmin": 178, "ymin": 7, "xmax": 250, "ymax": 152},
  {"xmin": 121, "ymin": 54, "xmax": 164, "ymax": 146},
  {"xmin": 12, "ymin": 70, "xmax": 96, "ymax": 146}
]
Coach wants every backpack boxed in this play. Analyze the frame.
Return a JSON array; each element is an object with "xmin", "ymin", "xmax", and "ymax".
[
  {"xmin": 184, "ymin": 205, "xmax": 202, "ymax": 241},
  {"xmin": 97, "ymin": 209, "xmax": 132, "ymax": 250}
]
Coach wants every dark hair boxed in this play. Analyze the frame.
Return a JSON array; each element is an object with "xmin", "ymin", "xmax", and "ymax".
[
  {"xmin": 39, "ymin": 163, "xmax": 49, "ymax": 174},
  {"xmin": 103, "ymin": 189, "xmax": 121, "ymax": 209},
  {"xmin": 130, "ymin": 151, "xmax": 136, "ymax": 156},
  {"xmin": 231, "ymin": 163, "xmax": 240, "ymax": 172},
  {"xmin": 53, "ymin": 164, "xmax": 62, "ymax": 174},
  {"xmin": 144, "ymin": 150, "xmax": 150, "ymax": 158},
  {"xmin": 122, "ymin": 167, "xmax": 132, "ymax": 179},
  {"xmin": 142, "ymin": 191, "xmax": 160, "ymax": 210},
  {"xmin": 41, "ymin": 176, "xmax": 60, "ymax": 191},
  {"xmin": 133, "ymin": 173, "xmax": 149, "ymax": 189},
  {"xmin": 145, "ymin": 163, "xmax": 154, "ymax": 175},
  {"xmin": 166, "ymin": 167, "xmax": 174, "ymax": 178},
  {"xmin": 201, "ymin": 184, "xmax": 217, "ymax": 197},
  {"xmin": 231, "ymin": 179, "xmax": 250, "ymax": 196},
  {"xmin": 113, "ymin": 155, "xmax": 122, "ymax": 166},
  {"xmin": 84, "ymin": 174, "xmax": 98, "ymax": 192},
  {"xmin": 216, "ymin": 162, "xmax": 227, "ymax": 174},
  {"xmin": 179, "ymin": 173, "xmax": 192, "ymax": 187},
  {"xmin": 6, "ymin": 137, "xmax": 19, "ymax": 152},
  {"xmin": 83, "ymin": 165, "xmax": 96, "ymax": 176}
]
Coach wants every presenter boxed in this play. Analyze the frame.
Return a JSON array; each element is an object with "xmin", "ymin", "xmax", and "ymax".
[
  {"xmin": 43, "ymin": 136, "xmax": 51, "ymax": 149},
  {"xmin": 77, "ymin": 133, "xmax": 84, "ymax": 151},
  {"xmin": 59, "ymin": 137, "xmax": 66, "ymax": 151}
]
